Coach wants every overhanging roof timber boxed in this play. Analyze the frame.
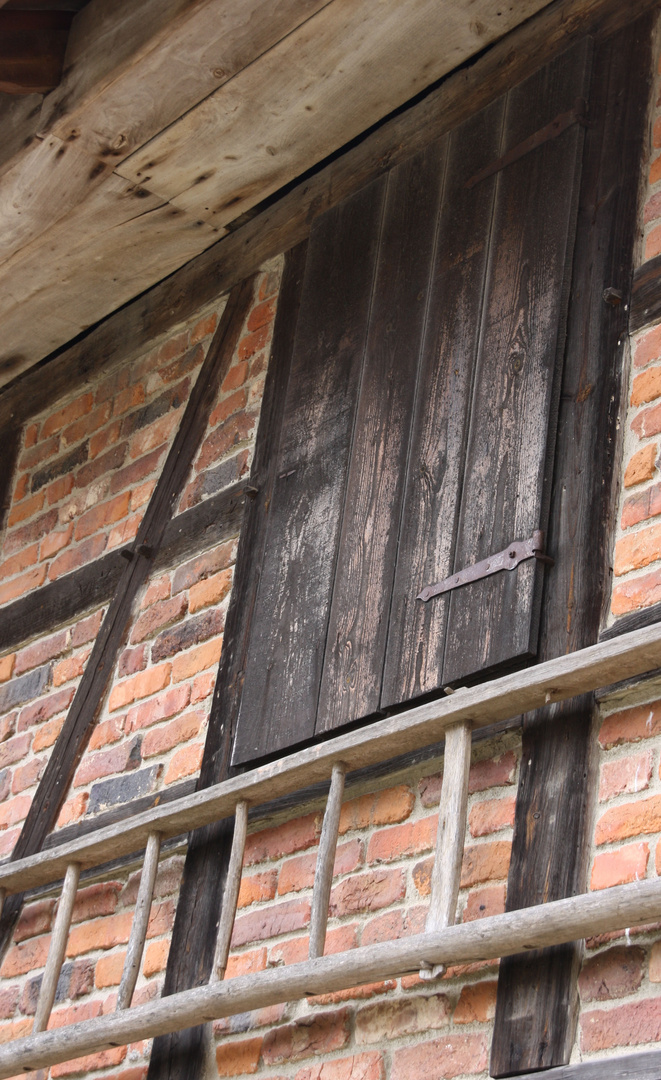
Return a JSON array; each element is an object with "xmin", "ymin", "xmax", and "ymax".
[{"xmin": 0, "ymin": 0, "xmax": 644, "ymax": 391}]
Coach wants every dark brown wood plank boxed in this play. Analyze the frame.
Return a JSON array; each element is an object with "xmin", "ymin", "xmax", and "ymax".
[
  {"xmin": 0, "ymin": 428, "xmax": 20, "ymax": 536},
  {"xmin": 630, "ymin": 253, "xmax": 661, "ymax": 334},
  {"xmin": 443, "ymin": 41, "xmax": 591, "ymax": 687},
  {"xmin": 600, "ymin": 602, "xmax": 661, "ymax": 641},
  {"xmin": 316, "ymin": 142, "xmax": 446, "ymax": 732},
  {"xmin": 491, "ymin": 1048, "xmax": 661, "ymax": 1080},
  {"xmin": 0, "ymin": 482, "xmax": 246, "ymax": 656},
  {"xmin": 1, "ymin": 0, "xmax": 657, "ymax": 436},
  {"xmin": 147, "ymin": 244, "xmax": 309, "ymax": 1080},
  {"xmin": 491, "ymin": 16, "xmax": 655, "ymax": 1075},
  {"xmin": 0, "ymin": 277, "xmax": 256, "ymax": 963},
  {"xmin": 0, "ymin": 9, "xmax": 73, "ymax": 95},
  {"xmin": 380, "ymin": 97, "xmax": 505, "ymax": 708},
  {"xmin": 231, "ymin": 182, "xmax": 388, "ymax": 765}
]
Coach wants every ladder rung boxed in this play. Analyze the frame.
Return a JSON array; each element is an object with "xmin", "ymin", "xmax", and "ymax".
[
  {"xmin": 116, "ymin": 831, "xmax": 161, "ymax": 1011},
  {"xmin": 309, "ymin": 762, "xmax": 346, "ymax": 961},
  {"xmin": 212, "ymin": 800, "xmax": 248, "ymax": 983},
  {"xmin": 33, "ymin": 862, "xmax": 80, "ymax": 1034}
]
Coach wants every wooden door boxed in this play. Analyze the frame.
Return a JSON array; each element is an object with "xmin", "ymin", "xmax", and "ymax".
[{"xmin": 231, "ymin": 39, "xmax": 591, "ymax": 766}]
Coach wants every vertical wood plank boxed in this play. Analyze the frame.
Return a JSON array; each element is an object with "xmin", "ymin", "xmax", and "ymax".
[
  {"xmin": 381, "ymin": 97, "xmax": 505, "ymax": 707},
  {"xmin": 309, "ymin": 763, "xmax": 346, "ymax": 960},
  {"xmin": 491, "ymin": 17, "xmax": 655, "ymax": 1075},
  {"xmin": 116, "ymin": 831, "xmax": 161, "ymax": 1012},
  {"xmin": 147, "ymin": 245, "xmax": 308, "ymax": 1080},
  {"xmin": 315, "ymin": 143, "xmax": 446, "ymax": 732},
  {"xmin": 211, "ymin": 801, "xmax": 248, "ymax": 983},
  {"xmin": 232, "ymin": 180, "xmax": 387, "ymax": 764},
  {"xmin": 33, "ymin": 862, "xmax": 80, "ymax": 1034},
  {"xmin": 443, "ymin": 40, "xmax": 592, "ymax": 688}
]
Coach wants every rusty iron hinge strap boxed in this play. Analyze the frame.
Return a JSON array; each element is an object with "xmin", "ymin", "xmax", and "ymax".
[
  {"xmin": 417, "ymin": 530, "xmax": 553, "ymax": 603},
  {"xmin": 465, "ymin": 98, "xmax": 588, "ymax": 190}
]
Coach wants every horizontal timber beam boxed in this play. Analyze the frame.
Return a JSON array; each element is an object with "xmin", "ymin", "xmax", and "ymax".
[
  {"xmin": 507, "ymin": 1049, "xmax": 661, "ymax": 1080},
  {"xmin": 2, "ymin": 620, "xmax": 661, "ymax": 896},
  {"xmin": 0, "ymin": 481, "xmax": 246, "ymax": 654},
  {"xmin": 1, "ymin": 0, "xmax": 658, "ymax": 428},
  {"xmin": 0, "ymin": 877, "xmax": 660, "ymax": 1078}
]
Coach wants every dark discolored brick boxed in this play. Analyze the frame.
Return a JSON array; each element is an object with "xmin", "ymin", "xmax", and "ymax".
[
  {"xmin": 578, "ymin": 946, "xmax": 645, "ymax": 1002},
  {"xmin": 151, "ymin": 609, "xmax": 224, "ymax": 663},
  {"xmin": 183, "ymin": 451, "xmax": 248, "ymax": 510},
  {"xmin": 160, "ymin": 344, "xmax": 204, "ymax": 384},
  {"xmin": 74, "ymin": 442, "xmax": 127, "ymax": 489},
  {"xmin": 87, "ymin": 765, "xmax": 161, "ymax": 815},
  {"xmin": 0, "ymin": 664, "xmax": 50, "ymax": 715},
  {"xmin": 120, "ymin": 381, "xmax": 189, "ymax": 438},
  {"xmin": 3, "ymin": 509, "xmax": 58, "ymax": 554},
  {"xmin": 19, "ymin": 958, "xmax": 91, "ymax": 1016},
  {"xmin": 32, "ymin": 443, "xmax": 89, "ymax": 493}
]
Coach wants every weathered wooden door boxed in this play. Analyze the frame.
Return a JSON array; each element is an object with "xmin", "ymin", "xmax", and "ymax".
[{"xmin": 232, "ymin": 40, "xmax": 591, "ymax": 765}]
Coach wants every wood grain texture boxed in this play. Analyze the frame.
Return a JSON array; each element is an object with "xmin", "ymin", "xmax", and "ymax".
[
  {"xmin": 1, "ymin": 620, "xmax": 661, "ymax": 899},
  {"xmin": 0, "ymin": 279, "xmax": 255, "ymax": 967},
  {"xmin": 232, "ymin": 184, "xmax": 387, "ymax": 764},
  {"xmin": 32, "ymin": 861, "xmax": 79, "ymax": 1034},
  {"xmin": 308, "ymin": 762, "xmax": 346, "ymax": 959},
  {"xmin": 601, "ymin": 602, "xmax": 661, "ymax": 641},
  {"xmin": 630, "ymin": 252, "xmax": 661, "ymax": 333},
  {"xmin": 211, "ymin": 802, "xmax": 247, "ymax": 983},
  {"xmin": 381, "ymin": 98, "xmax": 504, "ymax": 707},
  {"xmin": 147, "ymin": 245, "xmax": 308, "ymax": 1080},
  {"xmin": 316, "ymin": 143, "xmax": 446, "ymax": 731},
  {"xmin": 491, "ymin": 17, "xmax": 655, "ymax": 1074},
  {"xmin": 443, "ymin": 40, "xmax": 590, "ymax": 686},
  {"xmin": 116, "ymin": 831, "xmax": 161, "ymax": 1011},
  {"xmin": 3, "ymin": 878, "xmax": 661, "ymax": 1080}
]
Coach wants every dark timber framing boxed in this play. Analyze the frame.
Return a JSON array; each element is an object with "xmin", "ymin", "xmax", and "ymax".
[
  {"xmin": 0, "ymin": 277, "xmax": 256, "ymax": 963},
  {"xmin": 147, "ymin": 243, "xmax": 308, "ymax": 1080},
  {"xmin": 491, "ymin": 14, "xmax": 655, "ymax": 1075}
]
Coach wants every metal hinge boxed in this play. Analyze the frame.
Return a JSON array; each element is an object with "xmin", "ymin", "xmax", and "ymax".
[
  {"xmin": 465, "ymin": 98, "xmax": 588, "ymax": 190},
  {"xmin": 417, "ymin": 530, "xmax": 553, "ymax": 603}
]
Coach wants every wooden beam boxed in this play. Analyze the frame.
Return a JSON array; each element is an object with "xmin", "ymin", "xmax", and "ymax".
[
  {"xmin": 497, "ymin": 1050, "xmax": 661, "ymax": 1080},
  {"xmin": 0, "ymin": 620, "xmax": 661, "ymax": 899},
  {"xmin": 630, "ymin": 253, "xmax": 661, "ymax": 334},
  {"xmin": 491, "ymin": 15, "xmax": 655, "ymax": 1074},
  {"xmin": 0, "ymin": 480, "xmax": 246, "ymax": 655},
  {"xmin": 0, "ymin": 878, "xmax": 661, "ymax": 1079},
  {"xmin": 309, "ymin": 763, "xmax": 346, "ymax": 960},
  {"xmin": 32, "ymin": 861, "xmax": 79, "ymax": 1033},
  {"xmin": 601, "ymin": 602, "xmax": 661, "ymax": 640},
  {"xmin": 116, "ymin": 831, "xmax": 161, "ymax": 1011},
  {"xmin": 0, "ymin": 9, "xmax": 73, "ymax": 95},
  {"xmin": 0, "ymin": 0, "xmax": 658, "ymax": 386},
  {"xmin": 0, "ymin": 278, "xmax": 255, "ymax": 962}
]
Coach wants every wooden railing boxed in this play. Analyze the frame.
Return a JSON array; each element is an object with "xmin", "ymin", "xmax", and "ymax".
[{"xmin": 0, "ymin": 622, "xmax": 661, "ymax": 1077}]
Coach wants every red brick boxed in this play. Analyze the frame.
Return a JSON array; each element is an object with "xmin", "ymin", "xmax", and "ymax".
[
  {"xmin": 72, "ymin": 883, "xmax": 122, "ymax": 924},
  {"xmin": 61, "ymin": 403, "xmax": 113, "ymax": 449},
  {"xmin": 391, "ymin": 1034, "xmax": 488, "ymax": 1079},
  {"xmin": 42, "ymin": 393, "xmax": 94, "ymax": 439},
  {"xmin": 129, "ymin": 411, "xmax": 180, "ymax": 460},
  {"xmin": 278, "ymin": 840, "xmax": 363, "ymax": 896},
  {"xmin": 612, "ymin": 568, "xmax": 661, "ymax": 615},
  {"xmin": 74, "ymin": 492, "xmax": 131, "ymax": 541},
  {"xmin": 367, "ymin": 816, "xmax": 436, "ymax": 864},
  {"xmin": 0, "ymin": 733, "xmax": 31, "ymax": 769},
  {"xmin": 238, "ymin": 325, "xmax": 269, "ymax": 362},
  {"xmin": 635, "ymin": 324, "xmax": 661, "ymax": 369},
  {"xmin": 109, "ymin": 445, "xmax": 166, "ymax": 495},
  {"xmin": 4, "ymin": 507, "xmax": 59, "ymax": 556},
  {"xmin": 126, "ymin": 683, "xmax": 191, "ymax": 732},
  {"xmin": 581, "ymin": 997, "xmax": 661, "ymax": 1051},
  {"xmin": 0, "ymin": 794, "xmax": 32, "ymax": 829},
  {"xmin": 48, "ymin": 534, "xmax": 107, "ymax": 580},
  {"xmin": 40, "ymin": 523, "xmax": 73, "ymax": 560},
  {"xmin": 7, "ymin": 491, "xmax": 44, "ymax": 527},
  {"xmin": 51, "ymin": 1047, "xmax": 127, "ymax": 1077},
  {"xmin": 420, "ymin": 752, "xmax": 517, "ymax": 806},
  {"xmin": 215, "ymin": 1037, "xmax": 262, "ymax": 1076},
  {"xmin": 13, "ymin": 472, "xmax": 29, "ymax": 500},
  {"xmin": 453, "ymin": 981, "xmax": 498, "ymax": 1023},
  {"xmin": 356, "ymin": 995, "xmax": 449, "ymax": 1044},
  {"xmin": 95, "ymin": 951, "xmax": 125, "ymax": 988},
  {"xmin": 632, "ymin": 400, "xmax": 661, "ymax": 439},
  {"xmin": 0, "ymin": 714, "xmax": 15, "ymax": 743},
  {"xmin": 19, "ymin": 686, "xmax": 74, "ymax": 732},
  {"xmin": 67, "ymin": 911, "xmax": 133, "ymax": 956},
  {"xmin": 208, "ymin": 389, "xmax": 247, "ymax": 429},
  {"xmin": 0, "ymin": 987, "xmax": 19, "ymax": 1020},
  {"xmin": 245, "ymin": 813, "xmax": 320, "ymax": 865},
  {"xmin": 56, "ymin": 792, "xmax": 89, "ymax": 827},
  {"xmin": 164, "ymin": 741, "xmax": 203, "ymax": 783},
  {"xmin": 15, "ymin": 898, "xmax": 54, "ymax": 942},
  {"xmin": 0, "ymin": 543, "xmax": 39, "ymax": 582},
  {"xmin": 0, "ymin": 564, "xmax": 47, "ymax": 604},
  {"xmin": 24, "ymin": 422, "xmax": 39, "ymax": 448},
  {"xmin": 590, "ymin": 843, "xmax": 649, "ymax": 889},
  {"xmin": 614, "ymin": 523, "xmax": 661, "ymax": 575},
  {"xmin": 221, "ymin": 360, "xmax": 250, "ymax": 394},
  {"xmin": 191, "ymin": 312, "xmax": 217, "ymax": 344},
  {"xmin": 15, "ymin": 630, "xmax": 68, "ymax": 676},
  {"xmin": 73, "ymin": 737, "xmax": 140, "ymax": 787},
  {"xmin": 247, "ymin": 297, "xmax": 276, "ymax": 333},
  {"xmin": 113, "ymin": 384, "xmax": 146, "ymax": 417},
  {"xmin": 596, "ymin": 795, "xmax": 661, "ymax": 844},
  {"xmin": 196, "ymin": 412, "xmax": 255, "ymax": 472},
  {"xmin": 263, "ymin": 1009, "xmax": 350, "ymax": 1065},
  {"xmin": 108, "ymin": 663, "xmax": 171, "ymax": 712},
  {"xmin": 189, "ymin": 568, "xmax": 233, "ymax": 613},
  {"xmin": 469, "ymin": 796, "xmax": 516, "ymax": 837},
  {"xmin": 269, "ymin": 926, "xmax": 358, "ymax": 969},
  {"xmin": 578, "ymin": 945, "xmax": 645, "ymax": 1001},
  {"xmin": 89, "ymin": 716, "xmax": 125, "ymax": 751},
  {"xmin": 340, "ymin": 786, "xmax": 414, "ymax": 834},
  {"xmin": 130, "ymin": 594, "xmax": 187, "ymax": 644},
  {"xmin": 89, "ymin": 420, "xmax": 122, "ymax": 459},
  {"xmin": 0, "ymin": 1017, "xmax": 33, "ymax": 1044},
  {"xmin": 225, "ymin": 947, "xmax": 268, "ymax": 981},
  {"xmin": 624, "ymin": 443, "xmax": 658, "ymax": 487},
  {"xmin": 463, "ymin": 884, "xmax": 506, "ymax": 922},
  {"xmin": 45, "ymin": 473, "xmax": 75, "ymax": 507},
  {"xmin": 33, "ymin": 714, "xmax": 65, "ymax": 752},
  {"xmin": 0, "ymin": 656, "xmax": 14, "ymax": 684},
  {"xmin": 632, "ymin": 367, "xmax": 661, "ymax": 407},
  {"xmin": 142, "ymin": 709, "xmax": 204, "ymax": 758},
  {"xmin": 18, "ymin": 434, "xmax": 59, "ymax": 471},
  {"xmin": 191, "ymin": 670, "xmax": 215, "ymax": 703},
  {"xmin": 141, "ymin": 577, "xmax": 171, "ymax": 609},
  {"xmin": 646, "ymin": 224, "xmax": 661, "ymax": 261},
  {"xmin": 294, "ymin": 1053, "xmax": 384, "ymax": 1080},
  {"xmin": 171, "ymin": 636, "xmax": 222, "ymax": 682},
  {"xmin": 172, "ymin": 541, "xmax": 235, "ymax": 594},
  {"xmin": 599, "ymin": 752, "xmax": 653, "ymax": 801},
  {"xmin": 52, "ymin": 650, "xmax": 89, "ymax": 687},
  {"xmin": 143, "ymin": 938, "xmax": 169, "ymax": 976},
  {"xmin": 1, "ymin": 934, "xmax": 50, "ymax": 976},
  {"xmin": 231, "ymin": 898, "xmax": 310, "ymax": 948},
  {"xmin": 118, "ymin": 644, "xmax": 147, "ymax": 678},
  {"xmin": 600, "ymin": 703, "xmax": 661, "ymax": 748},
  {"xmin": 12, "ymin": 756, "xmax": 44, "ymax": 793},
  {"xmin": 238, "ymin": 870, "xmax": 279, "ymax": 908},
  {"xmin": 329, "ymin": 868, "xmax": 405, "ymax": 917}
]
